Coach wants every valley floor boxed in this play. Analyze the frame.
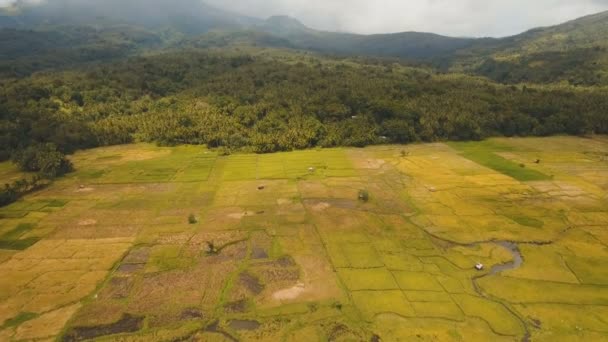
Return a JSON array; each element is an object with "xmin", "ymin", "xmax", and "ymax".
[{"xmin": 1, "ymin": 136, "xmax": 608, "ymax": 341}]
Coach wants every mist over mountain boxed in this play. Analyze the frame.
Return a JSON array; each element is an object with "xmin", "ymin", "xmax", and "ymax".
[
  {"xmin": 0, "ymin": 0, "xmax": 260, "ymax": 33},
  {"xmin": 0, "ymin": 0, "xmax": 481, "ymax": 60},
  {"xmin": 1, "ymin": 0, "xmax": 608, "ymax": 83}
]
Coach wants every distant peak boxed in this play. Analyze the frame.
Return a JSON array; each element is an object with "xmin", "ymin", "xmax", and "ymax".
[{"xmin": 265, "ymin": 15, "xmax": 306, "ymax": 29}]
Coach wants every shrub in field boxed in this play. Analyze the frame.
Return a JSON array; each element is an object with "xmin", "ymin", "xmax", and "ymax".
[
  {"xmin": 12, "ymin": 143, "xmax": 73, "ymax": 177},
  {"xmin": 358, "ymin": 190, "xmax": 370, "ymax": 202}
]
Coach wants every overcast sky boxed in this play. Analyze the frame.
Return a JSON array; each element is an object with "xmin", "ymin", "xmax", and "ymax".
[
  {"xmin": 205, "ymin": 0, "xmax": 608, "ymax": 37},
  {"xmin": 3, "ymin": 0, "xmax": 608, "ymax": 37}
]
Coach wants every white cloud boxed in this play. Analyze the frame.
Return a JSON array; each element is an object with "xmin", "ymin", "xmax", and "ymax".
[
  {"xmin": 205, "ymin": 0, "xmax": 608, "ymax": 37},
  {"xmin": 3, "ymin": 0, "xmax": 608, "ymax": 37},
  {"xmin": 0, "ymin": 0, "xmax": 44, "ymax": 6}
]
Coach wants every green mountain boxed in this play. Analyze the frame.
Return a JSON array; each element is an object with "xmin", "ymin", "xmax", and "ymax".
[
  {"xmin": 0, "ymin": 0, "xmax": 263, "ymax": 76},
  {"xmin": 248, "ymin": 11, "xmax": 608, "ymax": 84},
  {"xmin": 1, "ymin": 2, "xmax": 479, "ymax": 61},
  {"xmin": 451, "ymin": 11, "xmax": 608, "ymax": 85},
  {"xmin": 0, "ymin": 0, "xmax": 260, "ymax": 34},
  {"xmin": 0, "ymin": 25, "xmax": 165, "ymax": 77},
  {"xmin": 1, "ymin": 1, "xmax": 607, "ymax": 84},
  {"xmin": 252, "ymin": 15, "xmax": 477, "ymax": 60}
]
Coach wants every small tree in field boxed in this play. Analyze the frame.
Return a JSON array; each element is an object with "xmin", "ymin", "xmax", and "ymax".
[
  {"xmin": 12, "ymin": 143, "xmax": 73, "ymax": 178},
  {"xmin": 206, "ymin": 241, "xmax": 219, "ymax": 255},
  {"xmin": 358, "ymin": 190, "xmax": 369, "ymax": 202}
]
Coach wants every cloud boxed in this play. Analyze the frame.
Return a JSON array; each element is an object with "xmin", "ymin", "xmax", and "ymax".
[
  {"xmin": 205, "ymin": 0, "xmax": 608, "ymax": 37},
  {"xmin": 0, "ymin": 0, "xmax": 44, "ymax": 6},
  {"xmin": 2, "ymin": 0, "xmax": 608, "ymax": 37}
]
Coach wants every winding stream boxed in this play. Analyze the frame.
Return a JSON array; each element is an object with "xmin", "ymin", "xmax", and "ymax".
[
  {"xmin": 428, "ymin": 233, "xmax": 531, "ymax": 341},
  {"xmin": 471, "ymin": 241, "xmax": 530, "ymax": 342},
  {"xmin": 469, "ymin": 241, "xmax": 524, "ymax": 296},
  {"xmin": 488, "ymin": 241, "xmax": 523, "ymax": 275}
]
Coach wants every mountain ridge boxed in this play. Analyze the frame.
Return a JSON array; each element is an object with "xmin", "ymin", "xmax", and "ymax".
[{"xmin": 1, "ymin": 2, "xmax": 607, "ymax": 84}]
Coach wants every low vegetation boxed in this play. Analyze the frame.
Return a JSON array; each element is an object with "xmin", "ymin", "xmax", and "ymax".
[
  {"xmin": 0, "ymin": 175, "xmax": 48, "ymax": 207},
  {"xmin": 0, "ymin": 143, "xmax": 72, "ymax": 207},
  {"xmin": 0, "ymin": 136, "xmax": 606, "ymax": 341}
]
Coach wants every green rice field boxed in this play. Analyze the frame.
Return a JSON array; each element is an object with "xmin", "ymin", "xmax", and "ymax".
[{"xmin": 1, "ymin": 136, "xmax": 608, "ymax": 341}]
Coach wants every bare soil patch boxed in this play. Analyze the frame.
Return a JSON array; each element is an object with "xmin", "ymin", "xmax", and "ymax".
[
  {"xmin": 116, "ymin": 263, "xmax": 144, "ymax": 274},
  {"xmin": 325, "ymin": 322, "xmax": 365, "ymax": 341},
  {"xmin": 256, "ymin": 267, "xmax": 300, "ymax": 283},
  {"xmin": 229, "ymin": 319, "xmax": 261, "ymax": 331},
  {"xmin": 224, "ymin": 299, "xmax": 248, "ymax": 313},
  {"xmin": 251, "ymin": 247, "xmax": 269, "ymax": 259},
  {"xmin": 98, "ymin": 277, "xmax": 133, "ymax": 300},
  {"xmin": 305, "ymin": 198, "xmax": 358, "ymax": 211},
  {"xmin": 62, "ymin": 313, "xmax": 143, "ymax": 342},
  {"xmin": 180, "ymin": 308, "xmax": 204, "ymax": 320},
  {"xmin": 205, "ymin": 320, "xmax": 238, "ymax": 342},
  {"xmin": 272, "ymin": 282, "xmax": 306, "ymax": 301},
  {"xmin": 277, "ymin": 255, "xmax": 297, "ymax": 267},
  {"xmin": 240, "ymin": 271, "xmax": 264, "ymax": 295},
  {"xmin": 122, "ymin": 247, "xmax": 150, "ymax": 264},
  {"xmin": 310, "ymin": 202, "xmax": 331, "ymax": 211},
  {"xmin": 77, "ymin": 219, "xmax": 97, "ymax": 226},
  {"xmin": 227, "ymin": 211, "xmax": 256, "ymax": 219}
]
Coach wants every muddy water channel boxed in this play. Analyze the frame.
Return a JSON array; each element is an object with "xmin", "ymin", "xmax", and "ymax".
[
  {"xmin": 469, "ymin": 240, "xmax": 530, "ymax": 342},
  {"xmin": 470, "ymin": 240, "xmax": 524, "ymax": 294},
  {"xmin": 489, "ymin": 241, "xmax": 523, "ymax": 275},
  {"xmin": 429, "ymin": 233, "xmax": 531, "ymax": 341}
]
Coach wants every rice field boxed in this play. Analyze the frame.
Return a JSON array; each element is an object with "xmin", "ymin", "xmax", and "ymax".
[{"xmin": 0, "ymin": 136, "xmax": 607, "ymax": 341}]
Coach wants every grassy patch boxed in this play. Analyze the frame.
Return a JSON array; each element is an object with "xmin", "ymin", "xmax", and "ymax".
[
  {"xmin": 0, "ymin": 223, "xmax": 40, "ymax": 250},
  {"xmin": 338, "ymin": 268, "xmax": 399, "ymax": 291},
  {"xmin": 45, "ymin": 199, "xmax": 69, "ymax": 208},
  {"xmin": 478, "ymin": 276, "xmax": 608, "ymax": 304},
  {"xmin": 0, "ymin": 210, "xmax": 28, "ymax": 218},
  {"xmin": 77, "ymin": 169, "xmax": 106, "ymax": 179},
  {"xmin": 95, "ymin": 155, "xmax": 122, "ymax": 161},
  {"xmin": 565, "ymin": 256, "xmax": 608, "ymax": 285},
  {"xmin": 410, "ymin": 301, "xmax": 464, "ymax": 320},
  {"xmin": 1, "ymin": 312, "xmax": 38, "ymax": 329},
  {"xmin": 448, "ymin": 141, "xmax": 551, "ymax": 181},
  {"xmin": 1, "ymin": 223, "xmax": 35, "ymax": 240},
  {"xmin": 222, "ymin": 149, "xmax": 355, "ymax": 181},
  {"xmin": 351, "ymin": 290, "xmax": 414, "ymax": 319},
  {"xmin": 392, "ymin": 271, "xmax": 445, "ymax": 291},
  {"xmin": 146, "ymin": 245, "xmax": 194, "ymax": 272},
  {"xmin": 453, "ymin": 294, "xmax": 524, "ymax": 336},
  {"xmin": 0, "ymin": 237, "xmax": 40, "ymax": 250},
  {"xmin": 341, "ymin": 243, "xmax": 384, "ymax": 268},
  {"xmin": 507, "ymin": 215, "xmax": 544, "ymax": 228}
]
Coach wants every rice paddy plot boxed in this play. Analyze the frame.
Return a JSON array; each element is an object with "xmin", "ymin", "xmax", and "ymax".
[
  {"xmin": 222, "ymin": 148, "xmax": 355, "ymax": 181},
  {"xmin": 448, "ymin": 140, "xmax": 552, "ymax": 181},
  {"xmin": 0, "ymin": 137, "xmax": 607, "ymax": 341}
]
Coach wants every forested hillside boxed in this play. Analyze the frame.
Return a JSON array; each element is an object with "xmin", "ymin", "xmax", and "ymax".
[
  {"xmin": 1, "ymin": 49, "xmax": 606, "ymax": 161},
  {"xmin": 254, "ymin": 16, "xmax": 479, "ymax": 60},
  {"xmin": 452, "ymin": 11, "xmax": 608, "ymax": 85},
  {"xmin": 0, "ymin": 1, "xmax": 607, "ymax": 170},
  {"xmin": 3, "ymin": 2, "xmax": 607, "ymax": 84},
  {"xmin": 0, "ymin": 26, "xmax": 163, "ymax": 77},
  {"xmin": 0, "ymin": 0, "xmax": 259, "ymax": 33}
]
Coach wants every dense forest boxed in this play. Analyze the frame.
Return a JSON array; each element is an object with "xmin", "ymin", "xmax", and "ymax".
[{"xmin": 1, "ymin": 49, "xmax": 607, "ymax": 160}]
